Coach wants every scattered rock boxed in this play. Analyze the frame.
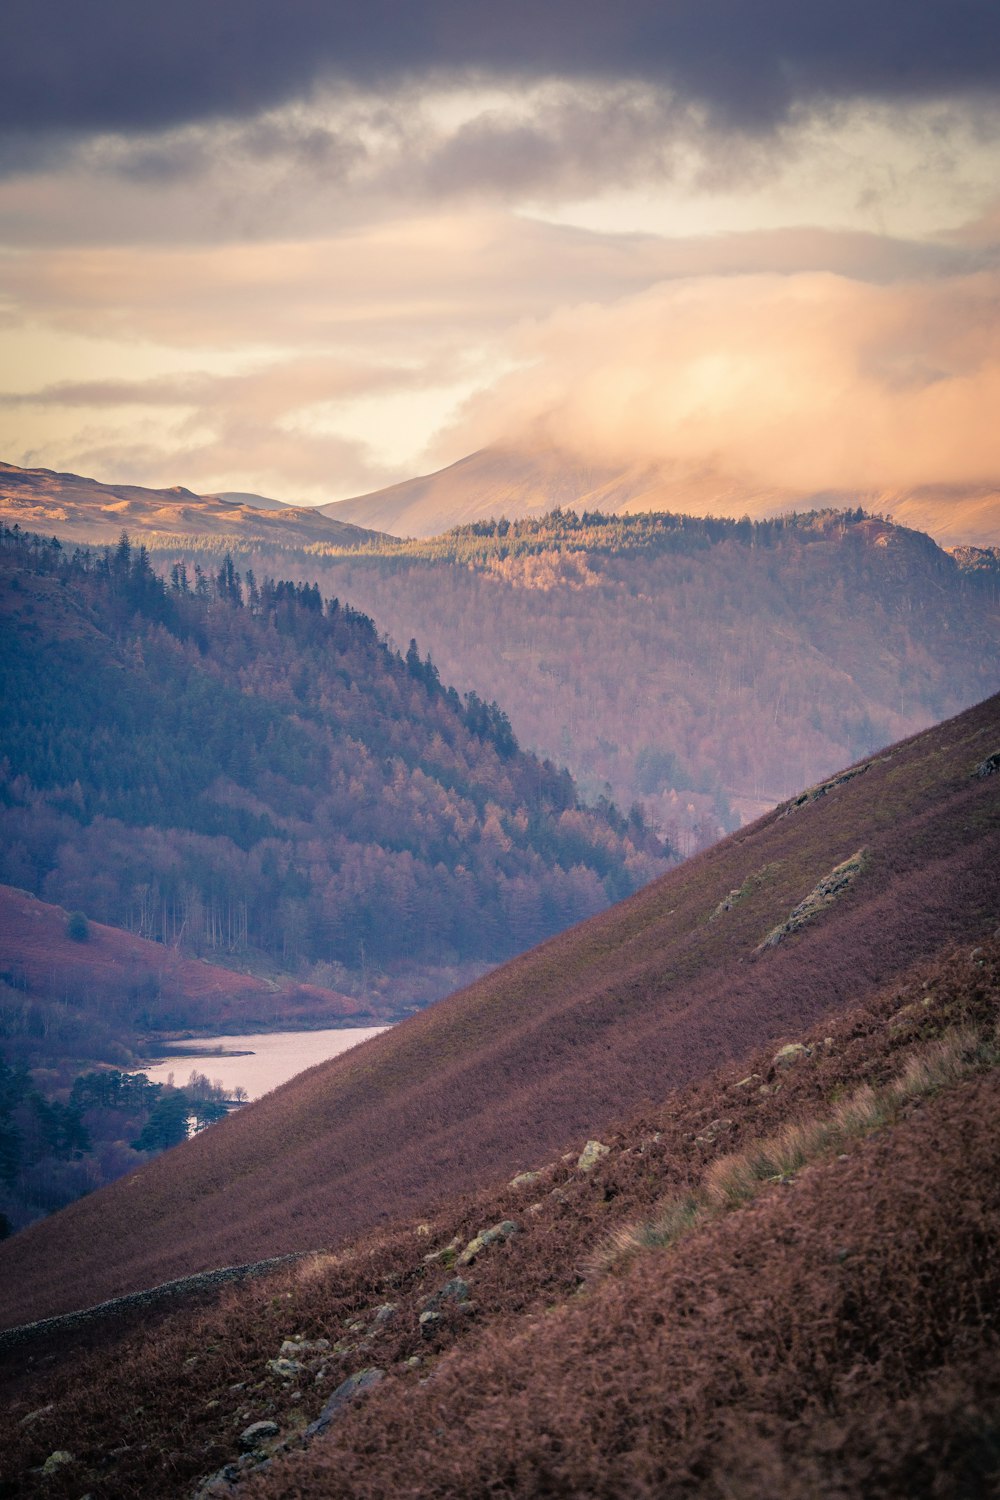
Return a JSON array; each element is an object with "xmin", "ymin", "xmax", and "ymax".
[
  {"xmin": 238, "ymin": 1421, "xmax": 280, "ymax": 1453},
  {"xmin": 772, "ymin": 1043, "xmax": 811, "ymax": 1069},
  {"xmin": 509, "ymin": 1170, "xmax": 541, "ymax": 1190},
  {"xmin": 695, "ymin": 1118, "xmax": 734, "ymax": 1144},
  {"xmin": 423, "ymin": 1235, "xmax": 461, "ymax": 1264},
  {"xmin": 423, "ymin": 1277, "xmax": 470, "ymax": 1311},
  {"xmin": 278, "ymin": 1337, "xmax": 330, "ymax": 1358},
  {"xmin": 303, "ymin": 1368, "xmax": 385, "ymax": 1440},
  {"xmin": 41, "ymin": 1451, "xmax": 73, "ymax": 1476},
  {"xmin": 370, "ymin": 1303, "xmax": 396, "ymax": 1326},
  {"xmin": 457, "ymin": 1220, "xmax": 519, "ymax": 1265},
  {"xmin": 974, "ymin": 751, "xmax": 1000, "ymax": 778},
  {"xmin": 266, "ymin": 1357, "xmax": 302, "ymax": 1380},
  {"xmin": 576, "ymin": 1140, "xmax": 610, "ymax": 1172},
  {"xmin": 419, "ymin": 1311, "xmax": 442, "ymax": 1337},
  {"xmin": 734, "ymin": 1074, "xmax": 760, "ymax": 1089}
]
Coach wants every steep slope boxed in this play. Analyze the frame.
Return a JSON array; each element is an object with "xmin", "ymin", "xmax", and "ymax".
[
  {"xmin": 321, "ymin": 444, "xmax": 1000, "ymax": 546},
  {"xmin": 2, "ymin": 689, "xmax": 997, "ymax": 1330},
  {"xmin": 0, "ymin": 461, "xmax": 381, "ymax": 548},
  {"xmin": 2, "ymin": 919, "xmax": 998, "ymax": 1499}
]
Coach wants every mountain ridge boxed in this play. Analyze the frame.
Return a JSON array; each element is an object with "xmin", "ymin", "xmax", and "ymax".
[
  {"xmin": 320, "ymin": 444, "xmax": 1000, "ymax": 546},
  {"xmin": 0, "ymin": 461, "xmax": 384, "ymax": 548}
]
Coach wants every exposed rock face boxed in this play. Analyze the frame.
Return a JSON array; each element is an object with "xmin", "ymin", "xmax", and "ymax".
[
  {"xmin": 304, "ymin": 1369, "xmax": 385, "ymax": 1440},
  {"xmin": 974, "ymin": 750, "xmax": 1000, "ymax": 777},
  {"xmin": 457, "ymin": 1220, "xmax": 520, "ymax": 1265},
  {"xmin": 576, "ymin": 1140, "xmax": 611, "ymax": 1173},
  {"xmin": 238, "ymin": 1421, "xmax": 279, "ymax": 1452},
  {"xmin": 772, "ymin": 1043, "xmax": 811, "ymax": 1069},
  {"xmin": 756, "ymin": 851, "xmax": 867, "ymax": 952}
]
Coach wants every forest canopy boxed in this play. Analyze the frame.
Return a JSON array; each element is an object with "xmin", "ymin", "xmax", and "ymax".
[{"xmin": 0, "ymin": 525, "xmax": 669, "ymax": 987}]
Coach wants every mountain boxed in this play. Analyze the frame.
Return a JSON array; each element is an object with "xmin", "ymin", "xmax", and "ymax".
[
  {"xmin": 0, "ymin": 525, "xmax": 666, "ymax": 1007},
  {"xmin": 228, "ymin": 509, "xmax": 1000, "ymax": 836},
  {"xmin": 0, "ymin": 461, "xmax": 382, "ymax": 548},
  {"xmin": 321, "ymin": 444, "xmax": 1000, "ymax": 547},
  {"xmin": 216, "ymin": 491, "xmax": 295, "ymax": 511},
  {"xmin": 2, "ymin": 688, "xmax": 997, "ymax": 1338}
]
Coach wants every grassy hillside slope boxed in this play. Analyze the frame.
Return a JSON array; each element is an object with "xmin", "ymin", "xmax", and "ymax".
[
  {"xmin": 0, "ymin": 883, "xmax": 371, "ymax": 1052},
  {"xmin": 0, "ymin": 461, "xmax": 379, "ymax": 549},
  {"xmin": 2, "ymin": 690, "xmax": 998, "ymax": 1331},
  {"xmin": 2, "ymin": 923, "xmax": 997, "ymax": 1498}
]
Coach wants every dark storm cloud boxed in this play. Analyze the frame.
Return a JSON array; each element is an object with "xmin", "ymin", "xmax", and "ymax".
[{"xmin": 2, "ymin": 1, "xmax": 998, "ymax": 139}]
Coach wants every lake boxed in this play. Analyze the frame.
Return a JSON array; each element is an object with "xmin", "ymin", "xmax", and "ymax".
[{"xmin": 137, "ymin": 1026, "xmax": 389, "ymax": 1101}]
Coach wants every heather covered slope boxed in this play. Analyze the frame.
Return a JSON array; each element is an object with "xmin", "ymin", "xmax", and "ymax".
[
  {"xmin": 2, "ymin": 927, "xmax": 998, "ymax": 1499},
  {"xmin": 2, "ymin": 691, "xmax": 998, "ymax": 1330}
]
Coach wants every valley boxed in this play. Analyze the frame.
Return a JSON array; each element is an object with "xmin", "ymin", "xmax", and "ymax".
[{"xmin": 0, "ymin": 691, "xmax": 997, "ymax": 1498}]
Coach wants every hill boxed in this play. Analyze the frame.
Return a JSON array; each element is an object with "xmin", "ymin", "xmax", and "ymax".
[
  {"xmin": 1, "ymin": 688, "xmax": 997, "ymax": 1334},
  {"xmin": 0, "ymin": 883, "xmax": 368, "ymax": 1057},
  {"xmin": 0, "ymin": 461, "xmax": 381, "ymax": 549},
  {"xmin": 321, "ymin": 443, "xmax": 1000, "ymax": 547},
  {"xmin": 0, "ymin": 706, "xmax": 998, "ymax": 1498},
  {"xmin": 0, "ymin": 525, "xmax": 666, "ymax": 1005},
  {"xmin": 192, "ymin": 508, "xmax": 1000, "ymax": 837}
]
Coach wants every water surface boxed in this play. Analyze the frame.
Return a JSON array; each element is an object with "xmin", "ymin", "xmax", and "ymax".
[{"xmin": 138, "ymin": 1026, "xmax": 388, "ymax": 1101}]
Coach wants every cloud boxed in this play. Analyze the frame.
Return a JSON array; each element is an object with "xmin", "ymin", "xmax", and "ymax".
[
  {"xmin": 0, "ymin": 355, "xmax": 437, "ymax": 499},
  {"xmin": 2, "ymin": 1, "xmax": 999, "ymax": 144},
  {"xmin": 446, "ymin": 265, "xmax": 1000, "ymax": 493}
]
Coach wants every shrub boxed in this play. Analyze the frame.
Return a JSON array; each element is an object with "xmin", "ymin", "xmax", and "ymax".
[{"xmin": 65, "ymin": 911, "xmax": 90, "ymax": 943}]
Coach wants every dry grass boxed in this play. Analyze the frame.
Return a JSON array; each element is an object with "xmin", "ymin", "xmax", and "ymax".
[{"xmin": 595, "ymin": 1023, "xmax": 998, "ymax": 1272}]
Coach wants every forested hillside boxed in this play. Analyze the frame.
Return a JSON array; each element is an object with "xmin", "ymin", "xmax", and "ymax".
[
  {"xmin": 148, "ymin": 508, "xmax": 1000, "ymax": 840},
  {"xmin": 0, "ymin": 526, "xmax": 667, "ymax": 1000}
]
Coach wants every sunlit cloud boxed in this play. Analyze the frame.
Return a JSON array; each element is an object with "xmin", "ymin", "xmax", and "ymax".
[{"xmin": 446, "ymin": 265, "xmax": 1000, "ymax": 494}]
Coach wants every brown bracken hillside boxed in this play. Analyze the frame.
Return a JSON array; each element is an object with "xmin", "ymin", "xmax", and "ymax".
[
  {"xmin": 1, "ymin": 691, "xmax": 998, "ymax": 1334},
  {"xmin": 1, "ymin": 915, "xmax": 998, "ymax": 1498}
]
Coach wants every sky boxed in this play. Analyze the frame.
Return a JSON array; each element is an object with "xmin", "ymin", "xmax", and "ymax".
[{"xmin": 1, "ymin": 2, "xmax": 999, "ymax": 507}]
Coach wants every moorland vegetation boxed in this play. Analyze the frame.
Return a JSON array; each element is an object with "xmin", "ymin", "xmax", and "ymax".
[{"xmin": 1, "ymin": 913, "xmax": 997, "ymax": 1498}]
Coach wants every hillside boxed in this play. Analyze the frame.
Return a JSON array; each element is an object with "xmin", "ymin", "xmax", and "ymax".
[
  {"xmin": 1, "ymin": 688, "xmax": 997, "ymax": 1336},
  {"xmin": 321, "ymin": 443, "xmax": 1000, "ymax": 547},
  {"xmin": 0, "ymin": 884, "xmax": 371, "ymax": 1235},
  {"xmin": 0, "ymin": 461, "xmax": 381, "ymax": 549},
  {"xmin": 0, "ymin": 749, "xmax": 998, "ymax": 1499},
  {"xmin": 0, "ymin": 526, "xmax": 665, "ymax": 1003},
  {"xmin": 0, "ymin": 883, "xmax": 369, "ymax": 1056},
  {"xmin": 182, "ymin": 508, "xmax": 1000, "ymax": 837}
]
